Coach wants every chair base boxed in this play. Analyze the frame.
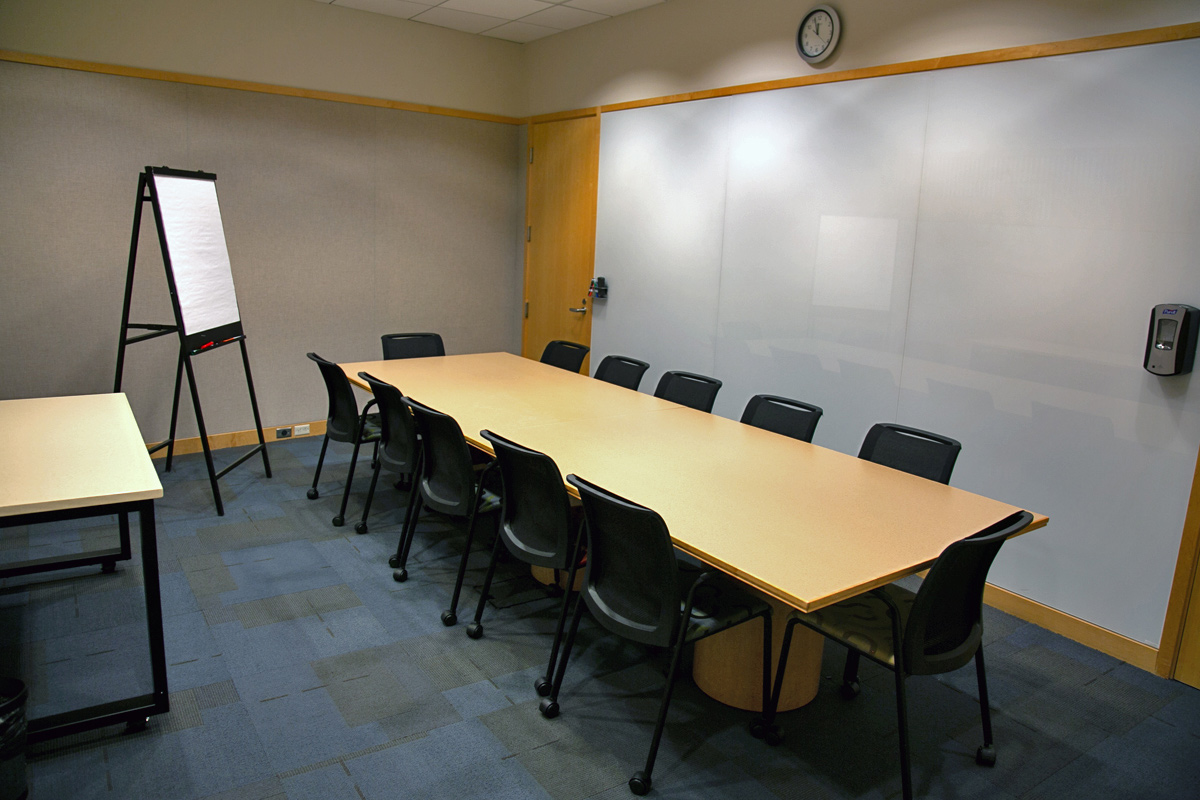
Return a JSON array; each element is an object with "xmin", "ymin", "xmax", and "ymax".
[
  {"xmin": 306, "ymin": 488, "xmax": 319, "ymax": 500},
  {"xmin": 332, "ymin": 515, "xmax": 344, "ymax": 527},
  {"xmin": 466, "ymin": 622, "xmax": 483, "ymax": 639},
  {"xmin": 534, "ymin": 676, "xmax": 552, "ymax": 697},
  {"xmin": 440, "ymin": 610, "xmax": 457, "ymax": 626},
  {"xmin": 538, "ymin": 698, "xmax": 559, "ymax": 718},
  {"xmin": 392, "ymin": 569, "xmax": 407, "ymax": 582},
  {"xmin": 354, "ymin": 521, "xmax": 368, "ymax": 534}
]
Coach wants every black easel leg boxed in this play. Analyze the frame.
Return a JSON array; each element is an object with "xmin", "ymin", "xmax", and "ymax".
[
  {"xmin": 165, "ymin": 347, "xmax": 185, "ymax": 473},
  {"xmin": 182, "ymin": 353, "xmax": 224, "ymax": 516},
  {"xmin": 239, "ymin": 339, "xmax": 272, "ymax": 478}
]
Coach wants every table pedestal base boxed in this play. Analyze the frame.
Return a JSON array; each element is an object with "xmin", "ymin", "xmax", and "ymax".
[{"xmin": 693, "ymin": 597, "xmax": 824, "ymax": 712}]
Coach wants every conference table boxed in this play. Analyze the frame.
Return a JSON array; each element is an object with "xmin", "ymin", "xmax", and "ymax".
[
  {"xmin": 342, "ymin": 353, "xmax": 1046, "ymax": 709},
  {"xmin": 0, "ymin": 393, "xmax": 169, "ymax": 741}
]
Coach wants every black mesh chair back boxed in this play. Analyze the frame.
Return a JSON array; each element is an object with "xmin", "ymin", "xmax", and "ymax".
[
  {"xmin": 480, "ymin": 430, "xmax": 574, "ymax": 569},
  {"xmin": 359, "ymin": 373, "xmax": 418, "ymax": 475},
  {"xmin": 308, "ymin": 352, "xmax": 363, "ymax": 442},
  {"xmin": 403, "ymin": 398, "xmax": 476, "ymax": 517},
  {"xmin": 904, "ymin": 510, "xmax": 1032, "ymax": 675},
  {"xmin": 593, "ymin": 355, "xmax": 650, "ymax": 391},
  {"xmin": 381, "ymin": 332, "xmax": 445, "ymax": 360},
  {"xmin": 858, "ymin": 423, "xmax": 961, "ymax": 484},
  {"xmin": 540, "ymin": 340, "xmax": 590, "ymax": 373},
  {"xmin": 653, "ymin": 370, "xmax": 722, "ymax": 413},
  {"xmin": 741, "ymin": 394, "xmax": 823, "ymax": 443},
  {"xmin": 567, "ymin": 474, "xmax": 682, "ymax": 648}
]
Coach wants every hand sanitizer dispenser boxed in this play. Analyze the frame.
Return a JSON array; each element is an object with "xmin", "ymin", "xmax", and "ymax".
[{"xmin": 1144, "ymin": 304, "xmax": 1199, "ymax": 376}]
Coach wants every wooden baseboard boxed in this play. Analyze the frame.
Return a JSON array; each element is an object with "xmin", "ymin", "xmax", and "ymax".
[
  {"xmin": 147, "ymin": 421, "xmax": 325, "ymax": 458},
  {"xmin": 984, "ymin": 583, "xmax": 1160, "ymax": 673}
]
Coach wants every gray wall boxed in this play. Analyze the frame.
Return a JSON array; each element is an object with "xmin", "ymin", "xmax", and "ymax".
[
  {"xmin": 0, "ymin": 60, "xmax": 524, "ymax": 438},
  {"xmin": 592, "ymin": 38, "xmax": 1200, "ymax": 648}
]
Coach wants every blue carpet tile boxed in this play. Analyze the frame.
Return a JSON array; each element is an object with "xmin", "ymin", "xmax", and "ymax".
[{"xmin": 3, "ymin": 435, "xmax": 1198, "ymax": 799}]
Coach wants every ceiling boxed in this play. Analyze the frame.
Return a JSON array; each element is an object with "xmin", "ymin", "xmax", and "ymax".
[{"xmin": 311, "ymin": 0, "xmax": 667, "ymax": 43}]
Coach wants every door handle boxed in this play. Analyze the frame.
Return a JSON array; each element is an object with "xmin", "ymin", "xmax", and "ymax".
[{"xmin": 568, "ymin": 305, "xmax": 588, "ymax": 314}]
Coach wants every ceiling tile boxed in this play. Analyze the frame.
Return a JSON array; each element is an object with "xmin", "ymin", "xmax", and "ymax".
[
  {"xmin": 482, "ymin": 20, "xmax": 561, "ymax": 43},
  {"xmin": 441, "ymin": 0, "xmax": 553, "ymax": 21},
  {"xmin": 565, "ymin": 0, "xmax": 664, "ymax": 16},
  {"xmin": 412, "ymin": 6, "xmax": 507, "ymax": 33},
  {"xmin": 332, "ymin": 0, "xmax": 434, "ymax": 19},
  {"xmin": 521, "ymin": 4, "xmax": 607, "ymax": 30}
]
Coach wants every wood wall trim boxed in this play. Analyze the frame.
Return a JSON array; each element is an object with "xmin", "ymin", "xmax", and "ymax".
[
  {"xmin": 147, "ymin": 421, "xmax": 326, "ymax": 459},
  {"xmin": 526, "ymin": 107, "xmax": 602, "ymax": 125},
  {"xmin": 984, "ymin": 583, "xmax": 1159, "ymax": 673},
  {"xmin": 0, "ymin": 49, "xmax": 524, "ymax": 126},
  {"xmin": 1157, "ymin": 446, "xmax": 1200, "ymax": 677},
  {"xmin": 597, "ymin": 21, "xmax": 1200, "ymax": 115}
]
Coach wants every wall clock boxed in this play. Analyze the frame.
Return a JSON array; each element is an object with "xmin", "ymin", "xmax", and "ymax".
[{"xmin": 797, "ymin": 5, "xmax": 841, "ymax": 65}]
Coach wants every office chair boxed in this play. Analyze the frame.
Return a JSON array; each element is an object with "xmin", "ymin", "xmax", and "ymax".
[
  {"xmin": 544, "ymin": 474, "xmax": 773, "ymax": 796},
  {"xmin": 592, "ymin": 354, "xmax": 650, "ymax": 391},
  {"xmin": 305, "ymin": 352, "xmax": 381, "ymax": 528},
  {"xmin": 467, "ymin": 431, "xmax": 584, "ymax": 701},
  {"xmin": 539, "ymin": 340, "xmax": 590, "ymax": 373},
  {"xmin": 740, "ymin": 394, "xmax": 823, "ymax": 443},
  {"xmin": 859, "ymin": 423, "xmax": 961, "ymax": 484},
  {"xmin": 354, "ymin": 373, "xmax": 421, "ymax": 536},
  {"xmin": 653, "ymin": 370, "xmax": 722, "ymax": 412},
  {"xmin": 760, "ymin": 510, "xmax": 1034, "ymax": 800},
  {"xmin": 393, "ymin": 398, "xmax": 501, "ymax": 627},
  {"xmin": 381, "ymin": 332, "xmax": 445, "ymax": 360}
]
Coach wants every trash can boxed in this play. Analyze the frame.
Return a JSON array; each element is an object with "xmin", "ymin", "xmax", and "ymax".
[{"xmin": 0, "ymin": 678, "xmax": 27, "ymax": 800}]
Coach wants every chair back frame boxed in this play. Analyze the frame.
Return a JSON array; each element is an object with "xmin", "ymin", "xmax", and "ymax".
[
  {"xmin": 858, "ymin": 422, "xmax": 962, "ymax": 484},
  {"xmin": 741, "ymin": 394, "xmax": 823, "ymax": 443},
  {"xmin": 381, "ymin": 332, "xmax": 445, "ymax": 360},
  {"xmin": 653, "ymin": 371, "xmax": 722, "ymax": 413}
]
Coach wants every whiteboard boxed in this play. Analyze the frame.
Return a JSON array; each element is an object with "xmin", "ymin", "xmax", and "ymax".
[{"xmin": 151, "ymin": 172, "xmax": 242, "ymax": 352}]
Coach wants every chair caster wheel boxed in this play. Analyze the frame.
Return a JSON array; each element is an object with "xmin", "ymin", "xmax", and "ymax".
[
  {"xmin": 393, "ymin": 569, "xmax": 407, "ymax": 583},
  {"xmin": 534, "ymin": 677, "xmax": 552, "ymax": 697},
  {"xmin": 332, "ymin": 515, "xmax": 344, "ymax": 527},
  {"xmin": 628, "ymin": 772, "xmax": 651, "ymax": 796},
  {"xmin": 765, "ymin": 725, "xmax": 784, "ymax": 746},
  {"xmin": 976, "ymin": 745, "xmax": 996, "ymax": 767},
  {"xmin": 466, "ymin": 622, "xmax": 483, "ymax": 639},
  {"xmin": 307, "ymin": 488, "xmax": 319, "ymax": 500},
  {"xmin": 538, "ymin": 698, "xmax": 559, "ymax": 719},
  {"xmin": 749, "ymin": 718, "xmax": 766, "ymax": 739},
  {"xmin": 840, "ymin": 680, "xmax": 860, "ymax": 700},
  {"xmin": 388, "ymin": 554, "xmax": 399, "ymax": 568},
  {"xmin": 355, "ymin": 522, "xmax": 368, "ymax": 534},
  {"xmin": 441, "ymin": 610, "xmax": 457, "ymax": 627}
]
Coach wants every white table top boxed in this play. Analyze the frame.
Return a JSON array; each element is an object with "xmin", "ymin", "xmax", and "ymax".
[{"xmin": 0, "ymin": 393, "xmax": 163, "ymax": 517}]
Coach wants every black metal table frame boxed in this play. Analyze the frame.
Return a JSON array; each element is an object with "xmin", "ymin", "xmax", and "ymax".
[{"xmin": 1, "ymin": 498, "xmax": 169, "ymax": 743}]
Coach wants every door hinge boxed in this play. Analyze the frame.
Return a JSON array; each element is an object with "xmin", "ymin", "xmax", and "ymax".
[
  {"xmin": 529, "ymin": 146, "xmax": 534, "ymax": 164},
  {"xmin": 526, "ymin": 226, "xmax": 531, "ymax": 242},
  {"xmin": 524, "ymin": 301, "xmax": 529, "ymax": 319}
]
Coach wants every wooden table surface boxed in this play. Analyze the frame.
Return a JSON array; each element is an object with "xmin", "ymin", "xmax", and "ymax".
[
  {"xmin": 0, "ymin": 393, "xmax": 163, "ymax": 517},
  {"xmin": 343, "ymin": 353, "xmax": 1045, "ymax": 615}
]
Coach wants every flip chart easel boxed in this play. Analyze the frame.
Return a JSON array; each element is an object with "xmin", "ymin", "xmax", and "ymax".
[{"xmin": 114, "ymin": 166, "xmax": 271, "ymax": 515}]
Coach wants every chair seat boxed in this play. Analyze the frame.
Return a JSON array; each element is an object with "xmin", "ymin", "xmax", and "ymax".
[
  {"xmin": 680, "ymin": 566, "xmax": 772, "ymax": 643},
  {"xmin": 360, "ymin": 413, "xmax": 383, "ymax": 441},
  {"xmin": 789, "ymin": 583, "xmax": 916, "ymax": 668}
]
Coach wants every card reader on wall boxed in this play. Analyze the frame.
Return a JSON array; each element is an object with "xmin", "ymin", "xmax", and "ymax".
[{"xmin": 1144, "ymin": 304, "xmax": 1199, "ymax": 375}]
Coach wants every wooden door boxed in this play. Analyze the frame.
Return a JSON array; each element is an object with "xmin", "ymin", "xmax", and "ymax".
[{"xmin": 522, "ymin": 113, "xmax": 601, "ymax": 371}]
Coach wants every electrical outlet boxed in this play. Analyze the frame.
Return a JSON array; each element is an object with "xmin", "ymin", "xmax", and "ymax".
[
  {"xmin": 276, "ymin": 427, "xmax": 292, "ymax": 439},
  {"xmin": 294, "ymin": 424, "xmax": 310, "ymax": 436}
]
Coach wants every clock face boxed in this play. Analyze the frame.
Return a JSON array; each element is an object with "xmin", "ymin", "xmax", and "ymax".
[{"xmin": 797, "ymin": 5, "xmax": 841, "ymax": 64}]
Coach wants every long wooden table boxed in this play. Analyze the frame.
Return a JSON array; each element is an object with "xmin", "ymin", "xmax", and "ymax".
[
  {"xmin": 0, "ymin": 393, "xmax": 169, "ymax": 740},
  {"xmin": 343, "ymin": 353, "xmax": 1046, "ymax": 708}
]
